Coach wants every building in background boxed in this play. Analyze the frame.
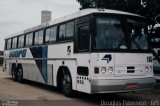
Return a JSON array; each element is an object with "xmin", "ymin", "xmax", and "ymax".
[{"xmin": 41, "ymin": 10, "xmax": 52, "ymax": 23}]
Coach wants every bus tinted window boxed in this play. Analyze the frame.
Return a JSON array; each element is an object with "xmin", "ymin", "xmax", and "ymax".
[
  {"xmin": 45, "ymin": 26, "xmax": 57, "ymax": 43},
  {"xmin": 34, "ymin": 30, "xmax": 44, "ymax": 45},
  {"xmin": 26, "ymin": 33, "xmax": 33, "ymax": 46},
  {"xmin": 78, "ymin": 25, "xmax": 89, "ymax": 51},
  {"xmin": 34, "ymin": 32, "xmax": 39, "ymax": 45},
  {"xmin": 38, "ymin": 30, "xmax": 44, "ymax": 44},
  {"xmin": 66, "ymin": 21, "xmax": 74, "ymax": 39},
  {"xmin": 50, "ymin": 26, "xmax": 57, "ymax": 42},
  {"xmin": 7, "ymin": 39, "xmax": 11, "ymax": 49},
  {"xmin": 12, "ymin": 37, "xmax": 17, "ymax": 49},
  {"xmin": 29, "ymin": 33, "xmax": 33, "ymax": 45},
  {"xmin": 25, "ymin": 34, "xmax": 29, "ymax": 46},
  {"xmin": 59, "ymin": 24, "xmax": 66, "ymax": 40},
  {"xmin": 18, "ymin": 35, "xmax": 24, "ymax": 48},
  {"xmin": 45, "ymin": 28, "xmax": 50, "ymax": 42}
]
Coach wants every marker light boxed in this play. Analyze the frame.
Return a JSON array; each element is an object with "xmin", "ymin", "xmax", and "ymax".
[
  {"xmin": 145, "ymin": 66, "xmax": 149, "ymax": 72},
  {"xmin": 94, "ymin": 67, "xmax": 99, "ymax": 74}
]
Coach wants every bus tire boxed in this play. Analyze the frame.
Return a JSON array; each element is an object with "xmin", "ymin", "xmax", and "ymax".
[
  {"xmin": 12, "ymin": 65, "xmax": 18, "ymax": 81},
  {"xmin": 17, "ymin": 66, "xmax": 23, "ymax": 83},
  {"xmin": 61, "ymin": 69, "xmax": 74, "ymax": 97}
]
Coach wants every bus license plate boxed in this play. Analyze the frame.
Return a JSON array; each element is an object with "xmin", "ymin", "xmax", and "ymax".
[{"xmin": 126, "ymin": 83, "xmax": 137, "ymax": 89}]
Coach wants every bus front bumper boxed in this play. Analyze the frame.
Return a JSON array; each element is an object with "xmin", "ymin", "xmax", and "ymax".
[{"xmin": 91, "ymin": 77, "xmax": 156, "ymax": 93}]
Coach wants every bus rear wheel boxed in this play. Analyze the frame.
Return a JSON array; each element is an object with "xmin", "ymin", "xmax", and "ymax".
[
  {"xmin": 17, "ymin": 66, "xmax": 23, "ymax": 83},
  {"xmin": 12, "ymin": 65, "xmax": 18, "ymax": 81},
  {"xmin": 61, "ymin": 70, "xmax": 74, "ymax": 97}
]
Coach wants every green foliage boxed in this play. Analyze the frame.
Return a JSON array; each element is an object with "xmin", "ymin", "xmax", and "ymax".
[{"xmin": 76, "ymin": 0, "xmax": 160, "ymax": 18}]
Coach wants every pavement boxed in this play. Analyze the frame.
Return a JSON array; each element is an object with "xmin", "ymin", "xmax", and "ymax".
[{"xmin": 0, "ymin": 67, "xmax": 160, "ymax": 106}]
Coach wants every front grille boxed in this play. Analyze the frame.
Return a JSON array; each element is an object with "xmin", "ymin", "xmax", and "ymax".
[
  {"xmin": 115, "ymin": 66, "xmax": 145, "ymax": 76},
  {"xmin": 127, "ymin": 66, "xmax": 135, "ymax": 73}
]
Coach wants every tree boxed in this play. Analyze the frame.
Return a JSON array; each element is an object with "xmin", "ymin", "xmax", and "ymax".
[
  {"xmin": 76, "ymin": 0, "xmax": 160, "ymax": 19},
  {"xmin": 141, "ymin": 0, "xmax": 160, "ymax": 18}
]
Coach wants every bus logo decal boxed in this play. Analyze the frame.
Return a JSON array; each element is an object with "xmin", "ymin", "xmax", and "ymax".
[
  {"xmin": 67, "ymin": 46, "xmax": 71, "ymax": 55},
  {"xmin": 9, "ymin": 49, "xmax": 27, "ymax": 57},
  {"xmin": 102, "ymin": 55, "xmax": 112, "ymax": 63}
]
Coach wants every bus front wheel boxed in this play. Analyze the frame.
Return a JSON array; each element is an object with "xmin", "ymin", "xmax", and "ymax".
[{"xmin": 61, "ymin": 70, "xmax": 74, "ymax": 97}]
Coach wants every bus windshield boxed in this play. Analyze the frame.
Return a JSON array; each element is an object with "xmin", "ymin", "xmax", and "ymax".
[{"xmin": 93, "ymin": 15, "xmax": 148, "ymax": 51}]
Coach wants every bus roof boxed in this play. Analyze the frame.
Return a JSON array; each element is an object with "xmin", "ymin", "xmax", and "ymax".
[{"xmin": 5, "ymin": 8, "xmax": 144, "ymax": 39}]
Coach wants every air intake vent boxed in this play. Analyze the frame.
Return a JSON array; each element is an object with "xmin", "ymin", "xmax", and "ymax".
[{"xmin": 127, "ymin": 66, "xmax": 135, "ymax": 73}]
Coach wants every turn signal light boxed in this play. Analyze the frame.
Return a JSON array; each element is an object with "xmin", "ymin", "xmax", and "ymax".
[{"xmin": 94, "ymin": 67, "xmax": 99, "ymax": 74}]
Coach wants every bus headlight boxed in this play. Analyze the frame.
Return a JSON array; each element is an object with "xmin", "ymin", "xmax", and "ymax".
[
  {"xmin": 108, "ymin": 67, "xmax": 113, "ymax": 73},
  {"xmin": 100, "ymin": 67, "xmax": 114, "ymax": 74},
  {"xmin": 145, "ymin": 66, "xmax": 149, "ymax": 72},
  {"xmin": 145, "ymin": 66, "xmax": 152, "ymax": 72},
  {"xmin": 149, "ymin": 66, "xmax": 153, "ymax": 72},
  {"xmin": 101, "ymin": 67, "xmax": 106, "ymax": 74}
]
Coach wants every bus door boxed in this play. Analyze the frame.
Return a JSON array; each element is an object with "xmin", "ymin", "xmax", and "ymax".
[{"xmin": 75, "ymin": 23, "xmax": 91, "ymax": 93}]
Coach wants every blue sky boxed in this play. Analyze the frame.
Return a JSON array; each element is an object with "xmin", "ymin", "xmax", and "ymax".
[{"xmin": 0, "ymin": 0, "xmax": 80, "ymax": 50}]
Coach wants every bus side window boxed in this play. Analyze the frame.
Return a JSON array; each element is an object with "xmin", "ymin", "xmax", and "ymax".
[
  {"xmin": 34, "ymin": 32, "xmax": 39, "ymax": 45},
  {"xmin": 12, "ymin": 37, "xmax": 17, "ymax": 49},
  {"xmin": 25, "ymin": 34, "xmax": 29, "ymax": 46},
  {"xmin": 18, "ymin": 35, "xmax": 24, "ymax": 48},
  {"xmin": 59, "ymin": 24, "xmax": 66, "ymax": 41},
  {"xmin": 58, "ymin": 21, "xmax": 74, "ymax": 41},
  {"xmin": 29, "ymin": 33, "xmax": 33, "ymax": 46},
  {"xmin": 66, "ymin": 21, "xmax": 74, "ymax": 40},
  {"xmin": 26, "ymin": 33, "xmax": 33, "ymax": 46},
  {"xmin": 78, "ymin": 25, "xmax": 90, "ymax": 52},
  {"xmin": 38, "ymin": 30, "xmax": 44, "ymax": 44},
  {"xmin": 7, "ymin": 39, "xmax": 11, "ymax": 50},
  {"xmin": 45, "ymin": 26, "xmax": 57, "ymax": 43},
  {"xmin": 35, "ymin": 30, "xmax": 44, "ymax": 45},
  {"xmin": 50, "ymin": 26, "xmax": 57, "ymax": 42},
  {"xmin": 45, "ymin": 28, "xmax": 51, "ymax": 43}
]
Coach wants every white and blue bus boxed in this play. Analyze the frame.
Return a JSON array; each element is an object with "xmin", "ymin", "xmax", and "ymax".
[{"xmin": 3, "ymin": 9, "xmax": 156, "ymax": 96}]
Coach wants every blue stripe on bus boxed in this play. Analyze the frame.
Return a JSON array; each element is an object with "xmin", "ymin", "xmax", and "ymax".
[
  {"xmin": 30, "ymin": 46, "xmax": 48, "ymax": 83},
  {"xmin": 42, "ymin": 46, "xmax": 48, "ymax": 83}
]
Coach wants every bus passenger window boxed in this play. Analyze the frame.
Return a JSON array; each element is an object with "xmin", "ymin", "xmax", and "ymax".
[
  {"xmin": 38, "ymin": 30, "xmax": 44, "ymax": 44},
  {"xmin": 29, "ymin": 33, "xmax": 33, "ymax": 45},
  {"xmin": 18, "ymin": 35, "xmax": 24, "ymax": 48},
  {"xmin": 45, "ymin": 28, "xmax": 50, "ymax": 42},
  {"xmin": 50, "ymin": 26, "xmax": 57, "ymax": 42},
  {"xmin": 34, "ymin": 30, "xmax": 44, "ymax": 45},
  {"xmin": 7, "ymin": 39, "xmax": 11, "ymax": 49},
  {"xmin": 25, "ymin": 34, "xmax": 29, "ymax": 46},
  {"xmin": 12, "ymin": 37, "xmax": 17, "ymax": 49},
  {"xmin": 34, "ymin": 32, "xmax": 39, "ymax": 45},
  {"xmin": 66, "ymin": 21, "xmax": 74, "ymax": 39},
  {"xmin": 45, "ymin": 26, "xmax": 57, "ymax": 43},
  {"xmin": 26, "ymin": 33, "xmax": 33, "ymax": 46},
  {"xmin": 59, "ymin": 24, "xmax": 66, "ymax": 40}
]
